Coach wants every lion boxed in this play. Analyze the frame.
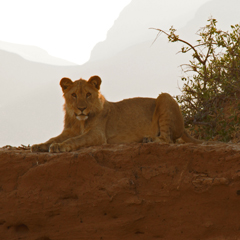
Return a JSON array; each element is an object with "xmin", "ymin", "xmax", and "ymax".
[{"xmin": 31, "ymin": 75, "xmax": 202, "ymax": 153}]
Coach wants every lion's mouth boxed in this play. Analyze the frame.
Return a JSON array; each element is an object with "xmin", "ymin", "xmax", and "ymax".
[{"xmin": 74, "ymin": 112, "xmax": 88, "ymax": 121}]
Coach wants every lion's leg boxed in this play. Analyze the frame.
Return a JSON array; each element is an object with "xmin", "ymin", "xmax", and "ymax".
[
  {"xmin": 144, "ymin": 93, "xmax": 184, "ymax": 144},
  {"xmin": 154, "ymin": 106, "xmax": 173, "ymax": 144},
  {"xmin": 142, "ymin": 111, "xmax": 161, "ymax": 143},
  {"xmin": 31, "ymin": 129, "xmax": 74, "ymax": 152},
  {"xmin": 49, "ymin": 129, "xmax": 107, "ymax": 153}
]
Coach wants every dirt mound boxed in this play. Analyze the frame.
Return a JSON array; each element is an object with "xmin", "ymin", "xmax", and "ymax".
[{"xmin": 1, "ymin": 142, "xmax": 240, "ymax": 240}]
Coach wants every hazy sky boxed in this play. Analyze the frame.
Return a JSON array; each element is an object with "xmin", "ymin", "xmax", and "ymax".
[
  {"xmin": 0, "ymin": 0, "xmax": 211, "ymax": 65},
  {"xmin": 0, "ymin": 0, "xmax": 131, "ymax": 64}
]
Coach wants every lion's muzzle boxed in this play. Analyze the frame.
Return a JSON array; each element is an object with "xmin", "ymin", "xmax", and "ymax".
[{"xmin": 74, "ymin": 112, "xmax": 88, "ymax": 121}]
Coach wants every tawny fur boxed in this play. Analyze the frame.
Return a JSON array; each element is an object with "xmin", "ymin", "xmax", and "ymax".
[{"xmin": 31, "ymin": 75, "xmax": 202, "ymax": 153}]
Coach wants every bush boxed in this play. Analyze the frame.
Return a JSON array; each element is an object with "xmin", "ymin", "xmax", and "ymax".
[{"xmin": 152, "ymin": 18, "xmax": 240, "ymax": 142}]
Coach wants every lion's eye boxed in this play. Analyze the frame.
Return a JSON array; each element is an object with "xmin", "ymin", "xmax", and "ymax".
[
  {"xmin": 71, "ymin": 93, "xmax": 77, "ymax": 98},
  {"xmin": 86, "ymin": 92, "xmax": 91, "ymax": 98}
]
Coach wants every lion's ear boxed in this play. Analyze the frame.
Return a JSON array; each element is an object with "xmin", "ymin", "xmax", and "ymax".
[
  {"xmin": 88, "ymin": 75, "xmax": 102, "ymax": 90},
  {"xmin": 60, "ymin": 77, "xmax": 73, "ymax": 91}
]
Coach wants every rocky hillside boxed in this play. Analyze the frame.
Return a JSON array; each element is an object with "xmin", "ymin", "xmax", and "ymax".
[{"xmin": 1, "ymin": 142, "xmax": 240, "ymax": 239}]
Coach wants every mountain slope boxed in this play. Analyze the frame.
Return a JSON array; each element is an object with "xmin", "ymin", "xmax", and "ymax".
[{"xmin": 89, "ymin": 0, "xmax": 209, "ymax": 62}]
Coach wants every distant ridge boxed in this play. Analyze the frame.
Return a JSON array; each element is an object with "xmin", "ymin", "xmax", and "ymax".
[
  {"xmin": 0, "ymin": 41, "xmax": 77, "ymax": 66},
  {"xmin": 88, "ymin": 0, "xmax": 208, "ymax": 62},
  {"xmin": 182, "ymin": 0, "xmax": 240, "ymax": 40}
]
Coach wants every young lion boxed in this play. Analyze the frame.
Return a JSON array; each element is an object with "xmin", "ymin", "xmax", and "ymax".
[{"xmin": 31, "ymin": 75, "xmax": 202, "ymax": 153}]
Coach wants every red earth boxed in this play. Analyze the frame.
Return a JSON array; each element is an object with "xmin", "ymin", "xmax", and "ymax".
[{"xmin": 1, "ymin": 142, "xmax": 240, "ymax": 240}]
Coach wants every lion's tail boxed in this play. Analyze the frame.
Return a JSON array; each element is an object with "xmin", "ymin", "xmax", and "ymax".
[{"xmin": 181, "ymin": 129, "xmax": 203, "ymax": 144}]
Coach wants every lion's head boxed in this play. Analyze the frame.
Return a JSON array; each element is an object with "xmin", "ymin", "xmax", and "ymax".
[{"xmin": 60, "ymin": 75, "xmax": 105, "ymax": 121}]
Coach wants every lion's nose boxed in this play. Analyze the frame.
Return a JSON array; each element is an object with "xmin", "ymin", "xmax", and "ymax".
[{"xmin": 78, "ymin": 107, "xmax": 86, "ymax": 112}]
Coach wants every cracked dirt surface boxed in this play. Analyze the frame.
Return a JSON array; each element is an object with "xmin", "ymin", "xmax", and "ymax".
[{"xmin": 1, "ymin": 142, "xmax": 240, "ymax": 240}]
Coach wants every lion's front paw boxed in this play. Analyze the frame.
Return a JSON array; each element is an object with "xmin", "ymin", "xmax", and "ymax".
[
  {"xmin": 31, "ymin": 143, "xmax": 50, "ymax": 152},
  {"xmin": 49, "ymin": 143, "xmax": 72, "ymax": 153},
  {"xmin": 143, "ymin": 137, "xmax": 153, "ymax": 143},
  {"xmin": 49, "ymin": 143, "xmax": 60, "ymax": 153}
]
